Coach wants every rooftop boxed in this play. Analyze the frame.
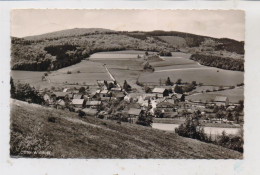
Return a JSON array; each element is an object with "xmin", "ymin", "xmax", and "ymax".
[
  {"xmin": 71, "ymin": 99, "xmax": 85, "ymax": 105},
  {"xmin": 128, "ymin": 108, "xmax": 142, "ymax": 116},
  {"xmin": 152, "ymin": 88, "xmax": 166, "ymax": 94},
  {"xmin": 86, "ymin": 101, "xmax": 101, "ymax": 106}
]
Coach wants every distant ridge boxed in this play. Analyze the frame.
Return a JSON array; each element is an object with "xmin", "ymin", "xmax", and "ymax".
[{"xmin": 24, "ymin": 28, "xmax": 116, "ymax": 40}]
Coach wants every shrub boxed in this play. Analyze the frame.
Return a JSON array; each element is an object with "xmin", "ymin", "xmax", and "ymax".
[
  {"xmin": 13, "ymin": 83, "xmax": 44, "ymax": 105},
  {"xmin": 237, "ymin": 83, "xmax": 244, "ymax": 86},
  {"xmin": 144, "ymin": 86, "xmax": 152, "ymax": 93},
  {"xmin": 10, "ymin": 132, "xmax": 51, "ymax": 157},
  {"xmin": 48, "ymin": 117, "xmax": 56, "ymax": 123},
  {"xmin": 175, "ymin": 117, "xmax": 209, "ymax": 142},
  {"xmin": 67, "ymin": 71, "xmax": 72, "ymax": 74},
  {"xmin": 136, "ymin": 80, "xmax": 144, "ymax": 87},
  {"xmin": 136, "ymin": 111, "xmax": 153, "ymax": 127},
  {"xmin": 97, "ymin": 114, "xmax": 105, "ymax": 119},
  {"xmin": 217, "ymin": 131, "xmax": 243, "ymax": 153},
  {"xmin": 78, "ymin": 110, "xmax": 86, "ymax": 118},
  {"xmin": 165, "ymin": 77, "xmax": 173, "ymax": 86}
]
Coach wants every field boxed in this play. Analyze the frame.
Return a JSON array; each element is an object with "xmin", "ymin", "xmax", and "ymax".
[
  {"xmin": 10, "ymin": 99, "xmax": 242, "ymax": 159},
  {"xmin": 11, "ymin": 61, "xmax": 112, "ymax": 89},
  {"xmin": 89, "ymin": 52, "xmax": 146, "ymax": 90},
  {"xmin": 139, "ymin": 68, "xmax": 243, "ymax": 86},
  {"xmin": 138, "ymin": 51, "xmax": 243, "ymax": 86},
  {"xmin": 11, "ymin": 50, "xmax": 244, "ymax": 90},
  {"xmin": 186, "ymin": 87, "xmax": 244, "ymax": 103}
]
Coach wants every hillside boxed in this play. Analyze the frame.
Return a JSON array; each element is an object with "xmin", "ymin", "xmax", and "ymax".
[
  {"xmin": 10, "ymin": 99, "xmax": 242, "ymax": 159},
  {"xmin": 11, "ymin": 28, "xmax": 244, "ymax": 71},
  {"xmin": 24, "ymin": 28, "xmax": 115, "ymax": 40}
]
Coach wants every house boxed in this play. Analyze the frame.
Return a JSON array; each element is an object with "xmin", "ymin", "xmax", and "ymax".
[
  {"xmin": 82, "ymin": 108, "xmax": 98, "ymax": 116},
  {"xmin": 96, "ymin": 89, "xmax": 110, "ymax": 98},
  {"xmin": 63, "ymin": 88, "xmax": 68, "ymax": 92},
  {"xmin": 43, "ymin": 94, "xmax": 51, "ymax": 102},
  {"xmin": 152, "ymin": 88, "xmax": 169, "ymax": 97},
  {"xmin": 142, "ymin": 93, "xmax": 156, "ymax": 100},
  {"xmin": 56, "ymin": 99, "xmax": 66, "ymax": 109},
  {"xmin": 128, "ymin": 108, "xmax": 142, "ymax": 116},
  {"xmin": 214, "ymin": 96, "xmax": 229, "ymax": 106},
  {"xmin": 72, "ymin": 90, "xmax": 79, "ymax": 94},
  {"xmin": 137, "ymin": 96, "xmax": 149, "ymax": 108},
  {"xmin": 113, "ymin": 92, "xmax": 125, "ymax": 100},
  {"xmin": 124, "ymin": 94, "xmax": 139, "ymax": 102},
  {"xmin": 71, "ymin": 99, "xmax": 86, "ymax": 108},
  {"xmin": 73, "ymin": 94, "xmax": 83, "ymax": 99},
  {"xmin": 111, "ymin": 87, "xmax": 122, "ymax": 92},
  {"xmin": 85, "ymin": 101, "xmax": 102, "ymax": 108},
  {"xmin": 68, "ymin": 93, "xmax": 74, "ymax": 99},
  {"xmin": 128, "ymin": 108, "xmax": 143, "ymax": 123},
  {"xmin": 53, "ymin": 92, "xmax": 69, "ymax": 100},
  {"xmin": 156, "ymin": 99, "xmax": 175, "ymax": 109}
]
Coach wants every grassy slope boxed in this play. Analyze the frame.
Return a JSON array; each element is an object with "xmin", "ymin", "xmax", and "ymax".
[{"xmin": 10, "ymin": 99, "xmax": 242, "ymax": 159}]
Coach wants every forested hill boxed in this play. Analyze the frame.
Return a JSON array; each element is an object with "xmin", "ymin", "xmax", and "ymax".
[
  {"xmin": 11, "ymin": 28, "xmax": 244, "ymax": 71},
  {"xmin": 24, "ymin": 28, "xmax": 115, "ymax": 41}
]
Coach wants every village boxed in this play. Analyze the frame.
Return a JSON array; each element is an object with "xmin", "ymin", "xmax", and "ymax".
[{"xmin": 39, "ymin": 77, "xmax": 243, "ymax": 127}]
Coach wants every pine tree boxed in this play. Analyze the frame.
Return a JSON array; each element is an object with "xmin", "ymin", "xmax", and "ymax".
[
  {"xmin": 10, "ymin": 77, "xmax": 16, "ymax": 98},
  {"xmin": 165, "ymin": 77, "xmax": 173, "ymax": 86}
]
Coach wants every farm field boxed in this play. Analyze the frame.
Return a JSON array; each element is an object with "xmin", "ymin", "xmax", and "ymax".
[
  {"xmin": 186, "ymin": 86, "xmax": 244, "ymax": 103},
  {"xmin": 11, "ymin": 50, "xmax": 244, "ymax": 90},
  {"xmin": 139, "ymin": 67, "xmax": 244, "ymax": 86},
  {"xmin": 10, "ymin": 99, "xmax": 242, "ymax": 159},
  {"xmin": 11, "ymin": 61, "xmax": 112, "ymax": 89},
  {"xmin": 139, "ymin": 51, "xmax": 244, "ymax": 86}
]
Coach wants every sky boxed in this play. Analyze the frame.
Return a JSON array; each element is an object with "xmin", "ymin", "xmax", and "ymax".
[{"xmin": 11, "ymin": 9, "xmax": 245, "ymax": 41}]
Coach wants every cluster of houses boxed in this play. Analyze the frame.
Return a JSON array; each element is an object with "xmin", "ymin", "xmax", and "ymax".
[{"xmin": 40, "ymin": 79, "xmax": 235, "ymax": 124}]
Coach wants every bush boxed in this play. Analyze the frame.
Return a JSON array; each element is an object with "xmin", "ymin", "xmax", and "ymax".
[
  {"xmin": 159, "ymin": 50, "xmax": 172, "ymax": 56},
  {"xmin": 176, "ymin": 79, "xmax": 182, "ymax": 85},
  {"xmin": 136, "ymin": 111, "xmax": 153, "ymax": 127},
  {"xmin": 10, "ymin": 132, "xmax": 51, "ymax": 157},
  {"xmin": 165, "ymin": 77, "xmax": 173, "ymax": 86},
  {"xmin": 78, "ymin": 110, "xmax": 86, "ymax": 118},
  {"xmin": 136, "ymin": 80, "xmax": 144, "ymax": 87},
  {"xmin": 97, "ymin": 114, "xmax": 105, "ymax": 119},
  {"xmin": 13, "ymin": 83, "xmax": 44, "ymax": 104},
  {"xmin": 144, "ymin": 86, "xmax": 152, "ymax": 93},
  {"xmin": 67, "ymin": 71, "xmax": 72, "ymax": 74},
  {"xmin": 217, "ymin": 131, "xmax": 243, "ymax": 152},
  {"xmin": 175, "ymin": 117, "xmax": 209, "ymax": 142},
  {"xmin": 48, "ymin": 117, "xmax": 56, "ymax": 123}
]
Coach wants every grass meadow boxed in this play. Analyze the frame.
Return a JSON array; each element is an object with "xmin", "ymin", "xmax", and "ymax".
[
  {"xmin": 10, "ymin": 99, "xmax": 242, "ymax": 159},
  {"xmin": 186, "ymin": 87, "xmax": 244, "ymax": 103}
]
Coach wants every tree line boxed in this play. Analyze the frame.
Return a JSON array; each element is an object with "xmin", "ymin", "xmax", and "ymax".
[{"xmin": 190, "ymin": 54, "xmax": 244, "ymax": 71}]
